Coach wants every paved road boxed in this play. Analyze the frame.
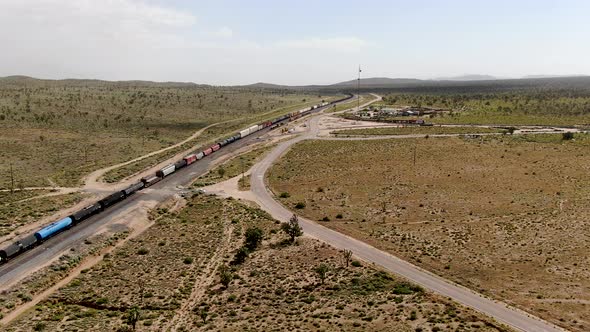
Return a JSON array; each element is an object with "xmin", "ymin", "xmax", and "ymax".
[{"xmin": 248, "ymin": 96, "xmax": 565, "ymax": 332}]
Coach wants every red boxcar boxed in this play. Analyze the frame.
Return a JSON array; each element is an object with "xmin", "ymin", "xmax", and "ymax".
[
  {"xmin": 211, "ymin": 144, "xmax": 220, "ymax": 152},
  {"xmin": 203, "ymin": 148, "xmax": 213, "ymax": 156},
  {"xmin": 184, "ymin": 154, "xmax": 197, "ymax": 165}
]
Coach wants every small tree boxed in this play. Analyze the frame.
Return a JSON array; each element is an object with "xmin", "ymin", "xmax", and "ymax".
[
  {"xmin": 219, "ymin": 265, "xmax": 232, "ymax": 289},
  {"xmin": 233, "ymin": 246, "xmax": 249, "ymax": 265},
  {"xmin": 125, "ymin": 306, "xmax": 140, "ymax": 330},
  {"xmin": 217, "ymin": 167, "xmax": 226, "ymax": 178},
  {"xmin": 281, "ymin": 214, "xmax": 303, "ymax": 243},
  {"xmin": 562, "ymin": 132, "xmax": 574, "ymax": 141},
  {"xmin": 342, "ymin": 249, "xmax": 353, "ymax": 267},
  {"xmin": 244, "ymin": 227, "xmax": 263, "ymax": 251},
  {"xmin": 314, "ymin": 263, "xmax": 329, "ymax": 284}
]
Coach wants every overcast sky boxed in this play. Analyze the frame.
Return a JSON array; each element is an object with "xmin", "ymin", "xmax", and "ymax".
[{"xmin": 1, "ymin": 0, "xmax": 589, "ymax": 85}]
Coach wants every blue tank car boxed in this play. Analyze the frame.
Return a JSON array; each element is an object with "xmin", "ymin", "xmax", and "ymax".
[{"xmin": 34, "ymin": 217, "xmax": 73, "ymax": 241}]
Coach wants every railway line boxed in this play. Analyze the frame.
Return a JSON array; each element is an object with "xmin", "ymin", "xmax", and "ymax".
[{"xmin": 0, "ymin": 95, "xmax": 353, "ymax": 290}]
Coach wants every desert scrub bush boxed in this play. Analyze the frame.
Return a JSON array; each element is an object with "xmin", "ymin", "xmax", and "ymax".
[
  {"xmin": 294, "ymin": 202, "xmax": 306, "ymax": 209},
  {"xmin": 279, "ymin": 192, "xmax": 290, "ymax": 198}
]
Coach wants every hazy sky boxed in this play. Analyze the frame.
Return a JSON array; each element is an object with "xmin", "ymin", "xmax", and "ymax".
[{"xmin": 1, "ymin": 0, "xmax": 589, "ymax": 85}]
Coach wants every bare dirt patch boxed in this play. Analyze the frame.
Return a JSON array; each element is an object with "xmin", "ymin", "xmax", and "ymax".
[{"xmin": 268, "ymin": 134, "xmax": 590, "ymax": 332}]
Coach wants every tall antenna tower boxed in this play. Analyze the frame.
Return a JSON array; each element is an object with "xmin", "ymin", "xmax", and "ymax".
[{"xmin": 357, "ymin": 65, "xmax": 361, "ymax": 111}]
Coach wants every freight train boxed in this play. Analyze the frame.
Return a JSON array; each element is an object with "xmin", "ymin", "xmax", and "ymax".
[{"xmin": 0, "ymin": 94, "xmax": 353, "ymax": 264}]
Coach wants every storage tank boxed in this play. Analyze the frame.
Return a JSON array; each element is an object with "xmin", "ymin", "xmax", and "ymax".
[
  {"xmin": 34, "ymin": 217, "xmax": 73, "ymax": 241},
  {"xmin": 123, "ymin": 182, "xmax": 144, "ymax": 196},
  {"xmin": 20, "ymin": 234, "xmax": 38, "ymax": 250},
  {"xmin": 156, "ymin": 164, "xmax": 175, "ymax": 178},
  {"xmin": 72, "ymin": 203, "xmax": 102, "ymax": 223},
  {"xmin": 0, "ymin": 242, "xmax": 21, "ymax": 261}
]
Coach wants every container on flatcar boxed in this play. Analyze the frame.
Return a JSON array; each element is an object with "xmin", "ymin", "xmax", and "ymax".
[
  {"xmin": 72, "ymin": 203, "xmax": 102, "ymax": 223},
  {"xmin": 156, "ymin": 164, "xmax": 175, "ymax": 178},
  {"xmin": 34, "ymin": 217, "xmax": 73, "ymax": 241}
]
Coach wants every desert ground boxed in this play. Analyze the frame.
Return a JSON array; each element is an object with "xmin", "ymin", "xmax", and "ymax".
[
  {"xmin": 268, "ymin": 132, "xmax": 590, "ymax": 332},
  {"xmin": 4, "ymin": 195, "xmax": 509, "ymax": 332}
]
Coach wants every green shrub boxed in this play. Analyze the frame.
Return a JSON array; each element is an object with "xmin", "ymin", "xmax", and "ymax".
[
  {"xmin": 351, "ymin": 260, "xmax": 362, "ymax": 267},
  {"xmin": 279, "ymin": 192, "xmax": 290, "ymax": 198},
  {"xmin": 295, "ymin": 202, "xmax": 306, "ymax": 209},
  {"xmin": 183, "ymin": 257, "xmax": 194, "ymax": 264}
]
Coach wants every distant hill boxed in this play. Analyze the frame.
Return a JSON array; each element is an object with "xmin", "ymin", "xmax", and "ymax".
[
  {"xmin": 0, "ymin": 75, "xmax": 205, "ymax": 88},
  {"xmin": 436, "ymin": 74, "xmax": 497, "ymax": 81},
  {"xmin": 522, "ymin": 74, "xmax": 589, "ymax": 79},
  {"xmin": 245, "ymin": 82, "xmax": 289, "ymax": 89},
  {"xmin": 332, "ymin": 77, "xmax": 424, "ymax": 87}
]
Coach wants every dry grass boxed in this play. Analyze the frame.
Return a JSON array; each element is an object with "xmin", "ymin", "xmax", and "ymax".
[
  {"xmin": 268, "ymin": 134, "xmax": 590, "ymax": 332},
  {"xmin": 193, "ymin": 144, "xmax": 274, "ymax": 188},
  {"xmin": 0, "ymin": 232, "xmax": 125, "ymax": 320},
  {"xmin": 0, "ymin": 192, "xmax": 85, "ymax": 237},
  {"xmin": 5, "ymin": 196, "xmax": 507, "ymax": 331},
  {"xmin": 0, "ymin": 78, "xmax": 323, "ymax": 188}
]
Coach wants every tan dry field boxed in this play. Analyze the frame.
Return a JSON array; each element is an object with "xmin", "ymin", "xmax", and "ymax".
[
  {"xmin": 268, "ymin": 133, "xmax": 590, "ymax": 332},
  {"xmin": 5, "ymin": 195, "xmax": 508, "ymax": 332},
  {"xmin": 0, "ymin": 192, "xmax": 85, "ymax": 237}
]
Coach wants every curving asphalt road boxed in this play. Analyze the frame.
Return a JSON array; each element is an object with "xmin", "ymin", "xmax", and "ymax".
[{"xmin": 248, "ymin": 96, "xmax": 565, "ymax": 332}]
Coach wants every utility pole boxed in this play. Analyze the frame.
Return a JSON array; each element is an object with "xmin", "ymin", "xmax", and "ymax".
[
  {"xmin": 357, "ymin": 65, "xmax": 362, "ymax": 111},
  {"xmin": 240, "ymin": 156, "xmax": 245, "ymax": 186}
]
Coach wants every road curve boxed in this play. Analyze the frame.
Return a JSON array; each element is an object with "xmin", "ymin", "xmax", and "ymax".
[{"xmin": 248, "ymin": 96, "xmax": 565, "ymax": 332}]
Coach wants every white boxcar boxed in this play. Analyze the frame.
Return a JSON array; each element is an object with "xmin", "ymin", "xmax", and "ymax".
[
  {"xmin": 239, "ymin": 128, "xmax": 250, "ymax": 138},
  {"xmin": 196, "ymin": 151, "xmax": 205, "ymax": 160},
  {"xmin": 248, "ymin": 125, "xmax": 259, "ymax": 133},
  {"xmin": 256, "ymin": 124, "xmax": 264, "ymax": 131}
]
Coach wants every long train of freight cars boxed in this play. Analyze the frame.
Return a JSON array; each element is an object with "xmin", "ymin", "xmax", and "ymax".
[{"xmin": 0, "ymin": 94, "xmax": 353, "ymax": 264}]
